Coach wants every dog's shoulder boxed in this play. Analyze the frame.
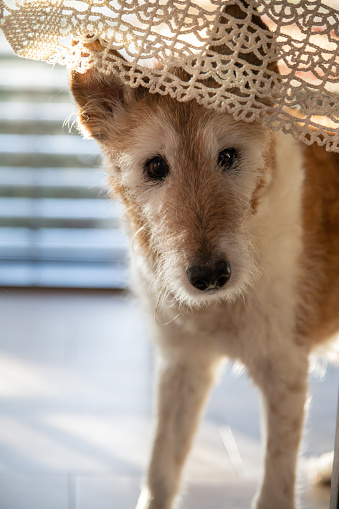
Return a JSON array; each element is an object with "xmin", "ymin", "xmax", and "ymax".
[{"xmin": 298, "ymin": 142, "xmax": 339, "ymax": 344}]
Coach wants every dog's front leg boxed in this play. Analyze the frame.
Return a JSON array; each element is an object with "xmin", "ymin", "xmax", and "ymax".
[
  {"xmin": 136, "ymin": 354, "xmax": 218, "ymax": 509},
  {"xmin": 248, "ymin": 347, "xmax": 309, "ymax": 509}
]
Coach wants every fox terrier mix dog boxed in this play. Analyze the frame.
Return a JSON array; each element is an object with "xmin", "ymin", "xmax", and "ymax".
[{"xmin": 70, "ymin": 3, "xmax": 339, "ymax": 508}]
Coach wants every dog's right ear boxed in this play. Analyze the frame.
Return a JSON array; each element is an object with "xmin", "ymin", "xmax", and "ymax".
[{"xmin": 70, "ymin": 41, "xmax": 132, "ymax": 140}]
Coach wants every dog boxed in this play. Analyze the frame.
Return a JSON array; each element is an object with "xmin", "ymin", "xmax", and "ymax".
[{"xmin": 70, "ymin": 3, "xmax": 339, "ymax": 508}]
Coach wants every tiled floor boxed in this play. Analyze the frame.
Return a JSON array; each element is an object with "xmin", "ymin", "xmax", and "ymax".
[{"xmin": 0, "ymin": 289, "xmax": 337, "ymax": 509}]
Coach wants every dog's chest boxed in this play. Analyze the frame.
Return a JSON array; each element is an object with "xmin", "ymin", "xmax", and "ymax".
[{"xmin": 174, "ymin": 274, "xmax": 299, "ymax": 361}]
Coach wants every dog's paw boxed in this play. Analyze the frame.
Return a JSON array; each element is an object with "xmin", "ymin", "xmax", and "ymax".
[
  {"xmin": 136, "ymin": 487, "xmax": 152, "ymax": 509},
  {"xmin": 136, "ymin": 487, "xmax": 171, "ymax": 509},
  {"xmin": 251, "ymin": 492, "xmax": 295, "ymax": 509},
  {"xmin": 253, "ymin": 501, "xmax": 295, "ymax": 509},
  {"xmin": 308, "ymin": 451, "xmax": 333, "ymax": 486}
]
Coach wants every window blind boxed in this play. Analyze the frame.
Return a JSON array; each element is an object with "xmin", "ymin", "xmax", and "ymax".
[{"xmin": 0, "ymin": 32, "xmax": 128, "ymax": 289}]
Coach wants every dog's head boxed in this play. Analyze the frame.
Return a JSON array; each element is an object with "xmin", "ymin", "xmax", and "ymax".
[{"xmin": 70, "ymin": 3, "xmax": 277, "ymax": 309}]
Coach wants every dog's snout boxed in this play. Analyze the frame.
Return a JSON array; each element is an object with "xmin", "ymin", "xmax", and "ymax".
[{"xmin": 187, "ymin": 259, "xmax": 231, "ymax": 291}]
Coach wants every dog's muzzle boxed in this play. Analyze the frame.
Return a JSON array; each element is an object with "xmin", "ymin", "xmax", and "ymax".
[{"xmin": 187, "ymin": 259, "xmax": 231, "ymax": 291}]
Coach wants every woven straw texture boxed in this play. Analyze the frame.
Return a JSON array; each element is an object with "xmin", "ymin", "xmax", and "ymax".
[{"xmin": 1, "ymin": 0, "xmax": 338, "ymax": 151}]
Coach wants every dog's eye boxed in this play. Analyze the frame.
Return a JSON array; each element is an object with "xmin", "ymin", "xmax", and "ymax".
[
  {"xmin": 144, "ymin": 156, "xmax": 169, "ymax": 181},
  {"xmin": 218, "ymin": 148, "xmax": 238, "ymax": 170}
]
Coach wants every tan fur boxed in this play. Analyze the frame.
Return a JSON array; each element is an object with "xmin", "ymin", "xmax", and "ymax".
[
  {"xmin": 70, "ymin": 7, "xmax": 338, "ymax": 509},
  {"xmin": 298, "ymin": 144, "xmax": 339, "ymax": 343}
]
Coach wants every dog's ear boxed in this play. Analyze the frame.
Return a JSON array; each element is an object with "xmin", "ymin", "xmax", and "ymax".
[
  {"xmin": 209, "ymin": 0, "xmax": 278, "ymax": 76},
  {"xmin": 70, "ymin": 40, "xmax": 135, "ymax": 140}
]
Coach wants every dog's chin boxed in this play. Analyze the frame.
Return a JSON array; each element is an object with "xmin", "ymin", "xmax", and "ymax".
[{"xmin": 166, "ymin": 276, "xmax": 249, "ymax": 310}]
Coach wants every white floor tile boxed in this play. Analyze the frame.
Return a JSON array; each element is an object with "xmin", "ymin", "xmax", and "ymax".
[
  {"xmin": 0, "ymin": 290, "xmax": 336, "ymax": 509},
  {"xmin": 76, "ymin": 477, "xmax": 140, "ymax": 509},
  {"xmin": 180, "ymin": 481, "xmax": 257, "ymax": 509},
  {"xmin": 0, "ymin": 475, "xmax": 69, "ymax": 509}
]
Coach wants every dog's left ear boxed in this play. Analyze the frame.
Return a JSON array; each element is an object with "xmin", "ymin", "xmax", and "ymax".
[{"xmin": 70, "ymin": 40, "xmax": 135, "ymax": 140}]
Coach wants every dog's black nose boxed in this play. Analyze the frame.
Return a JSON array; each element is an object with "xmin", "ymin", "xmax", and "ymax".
[{"xmin": 187, "ymin": 259, "xmax": 231, "ymax": 291}]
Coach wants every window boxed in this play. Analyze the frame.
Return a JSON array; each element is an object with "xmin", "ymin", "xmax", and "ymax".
[{"xmin": 0, "ymin": 32, "xmax": 128, "ymax": 289}]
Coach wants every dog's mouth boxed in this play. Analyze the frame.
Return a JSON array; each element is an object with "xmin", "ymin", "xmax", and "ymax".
[{"xmin": 186, "ymin": 259, "xmax": 231, "ymax": 292}]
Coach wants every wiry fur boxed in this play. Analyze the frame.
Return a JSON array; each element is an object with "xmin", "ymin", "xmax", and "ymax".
[{"xmin": 70, "ymin": 23, "xmax": 339, "ymax": 509}]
